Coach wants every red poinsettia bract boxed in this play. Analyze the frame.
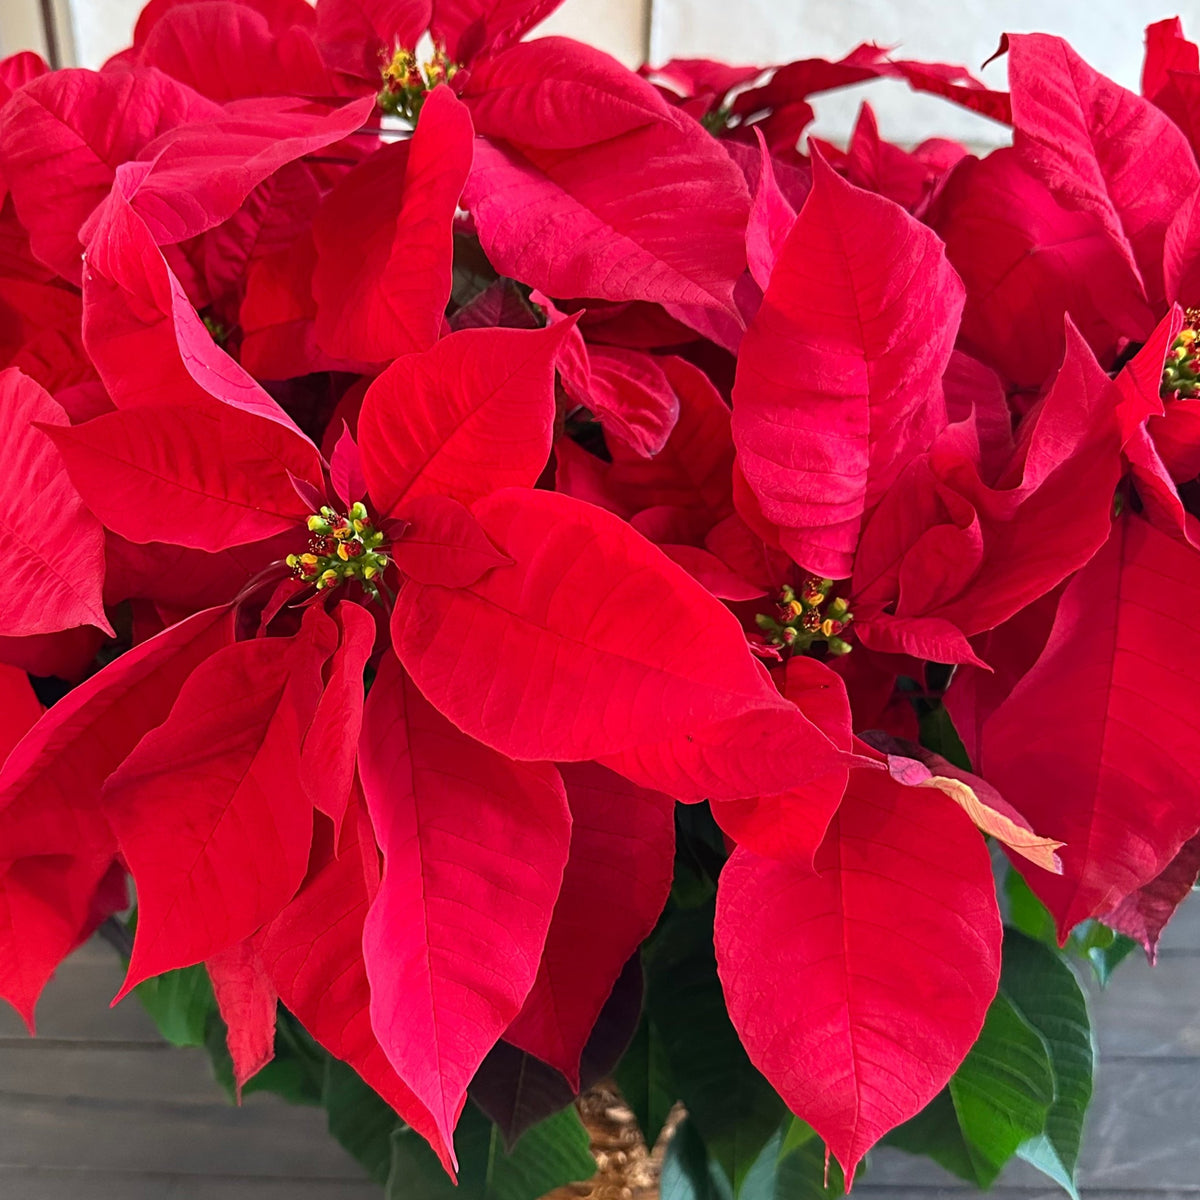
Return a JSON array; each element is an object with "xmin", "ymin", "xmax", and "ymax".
[{"xmin": 2, "ymin": 1, "xmax": 1200, "ymax": 1189}]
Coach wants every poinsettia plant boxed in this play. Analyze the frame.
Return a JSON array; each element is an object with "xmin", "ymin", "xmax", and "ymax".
[{"xmin": 2, "ymin": 1, "xmax": 1200, "ymax": 1194}]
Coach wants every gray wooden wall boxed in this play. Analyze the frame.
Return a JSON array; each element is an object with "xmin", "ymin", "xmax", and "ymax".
[{"xmin": 3, "ymin": 910, "xmax": 1200, "ymax": 1195}]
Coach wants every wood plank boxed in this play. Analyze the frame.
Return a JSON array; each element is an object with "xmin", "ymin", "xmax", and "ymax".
[
  {"xmin": 0, "ymin": 1044, "xmax": 364, "ymax": 1179},
  {"xmin": 0, "ymin": 1167, "xmax": 379, "ymax": 1199},
  {"xmin": 862, "ymin": 1145, "xmax": 1045, "ymax": 1190},
  {"xmin": 1088, "ymin": 954, "xmax": 1200, "ymax": 1058},
  {"xmin": 1158, "ymin": 893, "xmax": 1200, "ymax": 953},
  {"xmin": 0, "ymin": 1088, "xmax": 367, "ymax": 1178},
  {"xmin": 1073, "ymin": 1059, "xmax": 1200, "ymax": 1189},
  {"xmin": 863, "ymin": 1059, "xmax": 1200, "ymax": 1192},
  {"xmin": 1, "ymin": 1044, "xmax": 230, "ymax": 1104},
  {"xmin": 0, "ymin": 941, "xmax": 159, "ymax": 1043},
  {"xmin": 857, "ymin": 1191, "xmax": 1200, "ymax": 1199},
  {"xmin": 9, "ymin": 915, "xmax": 1200, "ymax": 1192}
]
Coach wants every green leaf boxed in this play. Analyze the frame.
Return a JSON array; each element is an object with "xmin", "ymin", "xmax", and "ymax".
[
  {"xmin": 917, "ymin": 701, "xmax": 972, "ymax": 771},
  {"xmin": 948, "ymin": 993, "xmax": 1054, "ymax": 1184},
  {"xmin": 385, "ymin": 1102, "xmax": 595, "ymax": 1200},
  {"xmin": 1005, "ymin": 869, "xmax": 1137, "ymax": 986},
  {"xmin": 614, "ymin": 1014, "xmax": 676, "ymax": 1148},
  {"xmin": 661, "ymin": 1118, "xmax": 733, "ymax": 1200},
  {"xmin": 1002, "ymin": 931, "xmax": 1093, "ymax": 1198},
  {"xmin": 1004, "ymin": 867, "xmax": 1059, "ymax": 946},
  {"xmin": 1075, "ymin": 923, "xmax": 1138, "ymax": 987},
  {"xmin": 671, "ymin": 804, "xmax": 727, "ymax": 908},
  {"xmin": 737, "ymin": 1127, "xmax": 783, "ymax": 1200},
  {"xmin": 134, "ymin": 964, "xmax": 215, "ymax": 1047},
  {"xmin": 645, "ymin": 906, "xmax": 785, "ymax": 1191},
  {"xmin": 779, "ymin": 1117, "xmax": 819, "ymax": 1159},
  {"xmin": 324, "ymin": 1057, "xmax": 400, "ymax": 1184},
  {"xmin": 204, "ymin": 1010, "xmax": 325, "ymax": 1107},
  {"xmin": 739, "ymin": 1124, "xmax": 846, "ymax": 1200},
  {"xmin": 1018, "ymin": 1135, "xmax": 1080, "ymax": 1200},
  {"xmin": 887, "ymin": 1092, "xmax": 977, "ymax": 1179},
  {"xmin": 776, "ymin": 1136, "xmax": 847, "ymax": 1199},
  {"xmin": 888, "ymin": 993, "xmax": 1053, "ymax": 1186}
]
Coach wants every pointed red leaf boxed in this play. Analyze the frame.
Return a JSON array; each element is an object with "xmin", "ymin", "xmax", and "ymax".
[
  {"xmin": 136, "ymin": 3, "xmax": 335, "ymax": 102},
  {"xmin": 504, "ymin": 761, "xmax": 674, "ymax": 1087},
  {"xmin": 933, "ymin": 322, "xmax": 1122, "ymax": 638},
  {"xmin": 929, "ymin": 148, "xmax": 1154, "ymax": 389},
  {"xmin": 315, "ymin": 0, "xmax": 432, "ymax": 81},
  {"xmin": 984, "ymin": 516, "xmax": 1200, "ymax": 937},
  {"xmin": 838, "ymin": 103, "xmax": 957, "ymax": 215},
  {"xmin": 358, "ymin": 324, "xmax": 571, "ymax": 517},
  {"xmin": 1143, "ymin": 17, "xmax": 1198, "ymax": 100},
  {"xmin": 300, "ymin": 601, "xmax": 376, "ymax": 835},
  {"xmin": 729, "ymin": 44, "xmax": 889, "ymax": 124},
  {"xmin": 0, "ymin": 369, "xmax": 110, "ymax": 638},
  {"xmin": 358, "ymin": 652, "xmax": 571, "ymax": 1153},
  {"xmin": 1007, "ymin": 32, "xmax": 1199, "ymax": 305},
  {"xmin": 706, "ymin": 656, "xmax": 852, "ymax": 863},
  {"xmin": 883, "ymin": 58, "xmax": 1012, "ymax": 125},
  {"xmin": 0, "ymin": 611, "xmax": 231, "ymax": 1025},
  {"xmin": 941, "ymin": 351, "xmax": 1014, "ymax": 483},
  {"xmin": 431, "ymin": 0, "xmax": 564, "ymax": 63},
  {"xmin": 596, "ymin": 355, "xmax": 736, "ymax": 523},
  {"xmin": 0, "ymin": 666, "xmax": 41, "ymax": 766},
  {"xmin": 47, "ymin": 403, "xmax": 320, "ymax": 552},
  {"xmin": 566, "ymin": 340, "xmax": 682, "ymax": 460},
  {"xmin": 0, "ymin": 66, "xmax": 218, "ymax": 280},
  {"xmin": 330, "ymin": 423, "xmax": 367, "ymax": 509},
  {"xmin": 83, "ymin": 185, "xmax": 314, "ymax": 439},
  {"xmin": 659, "ymin": 545, "xmax": 766, "ymax": 602},
  {"xmin": 104, "ymin": 532, "xmax": 296, "ymax": 614},
  {"xmin": 0, "ymin": 606, "xmax": 233, "ymax": 861},
  {"xmin": 193, "ymin": 161, "xmax": 325, "ymax": 315},
  {"xmin": 1102, "ymin": 832, "xmax": 1200, "ymax": 964},
  {"xmin": 109, "ymin": 96, "xmax": 374, "ymax": 244},
  {"xmin": 0, "ymin": 855, "xmax": 116, "ymax": 1030},
  {"xmin": 0, "ymin": 51, "xmax": 47, "ymax": 106},
  {"xmin": 105, "ymin": 609, "xmax": 337, "ymax": 996},
  {"xmin": 715, "ymin": 767, "xmax": 1001, "ymax": 1186},
  {"xmin": 207, "ymin": 936, "xmax": 279, "ymax": 1096},
  {"xmin": 732, "ymin": 151, "xmax": 963, "ymax": 578},
  {"xmin": 853, "ymin": 321, "xmax": 1124, "ymax": 640},
  {"xmin": 1117, "ymin": 311, "xmax": 1197, "ymax": 538},
  {"xmin": 856, "ymin": 615, "xmax": 989, "ymax": 667},
  {"xmin": 391, "ymin": 494, "xmax": 512, "ymax": 588},
  {"xmin": 239, "ymin": 230, "xmax": 365, "ymax": 379},
  {"xmin": 257, "ymin": 809, "xmax": 455, "ymax": 1173},
  {"xmin": 598, "ymin": 698, "xmax": 843, "ymax": 807},
  {"xmin": 745, "ymin": 130, "xmax": 796, "ymax": 291},
  {"xmin": 392, "ymin": 488, "xmax": 791, "ymax": 762},
  {"xmin": 863, "ymin": 735, "xmax": 1063, "ymax": 873},
  {"xmin": 462, "ymin": 39, "xmax": 750, "ymax": 315},
  {"xmin": 313, "ymin": 86, "xmax": 472, "ymax": 363}
]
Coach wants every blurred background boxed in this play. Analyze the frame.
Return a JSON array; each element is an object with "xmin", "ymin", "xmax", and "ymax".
[{"xmin": 5, "ymin": 0, "xmax": 1200, "ymax": 149}]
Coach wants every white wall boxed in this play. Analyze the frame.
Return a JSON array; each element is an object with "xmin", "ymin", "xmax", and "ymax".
[
  {"xmin": 651, "ymin": 0, "xmax": 1200, "ymax": 146},
  {"xmin": 20, "ymin": 0, "xmax": 1200, "ymax": 148},
  {"xmin": 0, "ymin": 2, "xmax": 52, "ymax": 60},
  {"xmin": 61, "ymin": 0, "xmax": 649, "ymax": 69}
]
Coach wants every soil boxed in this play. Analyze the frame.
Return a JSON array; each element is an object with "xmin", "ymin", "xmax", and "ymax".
[{"xmin": 547, "ymin": 1085, "xmax": 683, "ymax": 1200}]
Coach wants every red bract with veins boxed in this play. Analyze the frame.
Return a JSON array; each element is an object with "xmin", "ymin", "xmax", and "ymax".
[{"xmin": 2, "ymin": 3, "xmax": 1200, "ymax": 1191}]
